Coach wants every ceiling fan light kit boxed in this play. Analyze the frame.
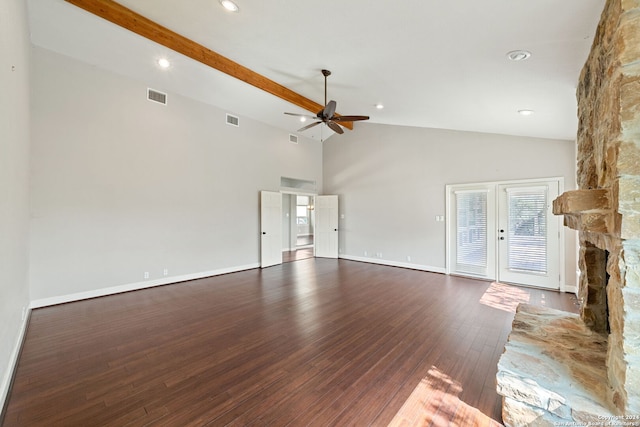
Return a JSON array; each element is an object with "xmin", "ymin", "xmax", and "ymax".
[{"xmin": 284, "ymin": 69, "xmax": 370, "ymax": 136}]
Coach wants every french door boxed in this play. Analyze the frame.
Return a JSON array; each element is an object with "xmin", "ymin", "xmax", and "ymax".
[
  {"xmin": 497, "ymin": 182, "xmax": 559, "ymax": 288},
  {"xmin": 450, "ymin": 187, "xmax": 497, "ymax": 279},
  {"xmin": 447, "ymin": 179, "xmax": 561, "ymax": 289}
]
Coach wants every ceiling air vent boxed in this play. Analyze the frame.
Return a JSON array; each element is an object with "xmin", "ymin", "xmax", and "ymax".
[
  {"xmin": 147, "ymin": 88, "xmax": 167, "ymax": 105},
  {"xmin": 226, "ymin": 113, "xmax": 240, "ymax": 127},
  {"xmin": 289, "ymin": 134, "xmax": 298, "ymax": 144}
]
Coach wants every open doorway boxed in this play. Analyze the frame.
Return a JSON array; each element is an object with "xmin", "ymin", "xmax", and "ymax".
[
  {"xmin": 282, "ymin": 194, "xmax": 315, "ymax": 262},
  {"xmin": 295, "ymin": 195, "xmax": 314, "ymax": 248}
]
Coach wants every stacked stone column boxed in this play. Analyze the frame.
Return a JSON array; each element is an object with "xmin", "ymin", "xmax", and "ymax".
[{"xmin": 556, "ymin": 0, "xmax": 640, "ymax": 414}]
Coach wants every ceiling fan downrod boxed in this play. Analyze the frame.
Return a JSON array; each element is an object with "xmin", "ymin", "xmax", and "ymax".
[{"xmin": 322, "ymin": 69, "xmax": 331, "ymax": 108}]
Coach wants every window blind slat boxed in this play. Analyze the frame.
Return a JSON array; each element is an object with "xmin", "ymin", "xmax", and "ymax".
[
  {"xmin": 507, "ymin": 190, "xmax": 547, "ymax": 273},
  {"xmin": 456, "ymin": 191, "xmax": 487, "ymax": 273}
]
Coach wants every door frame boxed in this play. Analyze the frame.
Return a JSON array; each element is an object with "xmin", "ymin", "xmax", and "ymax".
[{"xmin": 445, "ymin": 177, "xmax": 565, "ymax": 290}]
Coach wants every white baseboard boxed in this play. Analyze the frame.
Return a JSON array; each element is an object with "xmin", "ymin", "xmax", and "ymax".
[
  {"xmin": 30, "ymin": 263, "xmax": 260, "ymax": 308},
  {"xmin": 1, "ymin": 306, "xmax": 30, "ymax": 414},
  {"xmin": 339, "ymin": 255, "xmax": 446, "ymax": 274}
]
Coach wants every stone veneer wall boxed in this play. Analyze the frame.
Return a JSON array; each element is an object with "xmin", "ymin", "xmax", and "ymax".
[{"xmin": 565, "ymin": 0, "xmax": 640, "ymax": 414}]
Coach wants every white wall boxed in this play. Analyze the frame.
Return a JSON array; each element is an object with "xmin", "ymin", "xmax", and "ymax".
[
  {"xmin": 281, "ymin": 194, "xmax": 295, "ymax": 251},
  {"xmin": 323, "ymin": 122, "xmax": 578, "ymax": 287},
  {"xmin": 0, "ymin": 0, "xmax": 31, "ymax": 408},
  {"xmin": 29, "ymin": 47, "xmax": 322, "ymax": 304}
]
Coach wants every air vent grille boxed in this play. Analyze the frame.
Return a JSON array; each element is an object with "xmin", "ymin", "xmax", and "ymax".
[
  {"xmin": 226, "ymin": 114, "xmax": 240, "ymax": 127},
  {"xmin": 289, "ymin": 134, "xmax": 298, "ymax": 144},
  {"xmin": 147, "ymin": 88, "xmax": 167, "ymax": 105}
]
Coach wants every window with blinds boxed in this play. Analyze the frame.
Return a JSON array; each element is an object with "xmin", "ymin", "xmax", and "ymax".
[
  {"xmin": 455, "ymin": 190, "xmax": 488, "ymax": 274},
  {"xmin": 506, "ymin": 187, "xmax": 547, "ymax": 274}
]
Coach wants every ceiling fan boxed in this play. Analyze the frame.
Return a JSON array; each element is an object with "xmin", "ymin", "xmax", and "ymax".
[{"xmin": 285, "ymin": 69, "xmax": 369, "ymax": 135}]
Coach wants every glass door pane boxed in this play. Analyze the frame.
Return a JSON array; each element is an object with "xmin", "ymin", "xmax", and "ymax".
[
  {"xmin": 456, "ymin": 191, "xmax": 488, "ymax": 273},
  {"xmin": 449, "ymin": 186, "xmax": 496, "ymax": 279},
  {"xmin": 507, "ymin": 188, "xmax": 547, "ymax": 273}
]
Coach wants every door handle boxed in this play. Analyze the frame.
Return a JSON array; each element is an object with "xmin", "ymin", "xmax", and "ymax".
[
  {"xmin": 262, "ymin": 232, "xmax": 266, "ymax": 235},
  {"xmin": 500, "ymin": 236, "xmax": 504, "ymax": 240},
  {"xmin": 334, "ymin": 229, "xmax": 338, "ymax": 231}
]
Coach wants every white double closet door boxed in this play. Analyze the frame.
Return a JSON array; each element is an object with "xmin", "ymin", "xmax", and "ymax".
[
  {"xmin": 447, "ymin": 179, "xmax": 561, "ymax": 289},
  {"xmin": 260, "ymin": 191, "xmax": 339, "ymax": 268}
]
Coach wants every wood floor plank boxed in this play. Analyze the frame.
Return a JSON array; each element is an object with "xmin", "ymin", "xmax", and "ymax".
[{"xmin": 2, "ymin": 259, "xmax": 578, "ymax": 426}]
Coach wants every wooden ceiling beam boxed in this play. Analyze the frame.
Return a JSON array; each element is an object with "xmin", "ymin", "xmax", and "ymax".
[{"xmin": 63, "ymin": 0, "xmax": 353, "ymax": 130}]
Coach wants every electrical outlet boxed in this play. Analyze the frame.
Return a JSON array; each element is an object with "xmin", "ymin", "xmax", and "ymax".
[
  {"xmin": 407, "ymin": 256, "xmax": 411, "ymax": 262},
  {"xmin": 377, "ymin": 252, "xmax": 382, "ymax": 258},
  {"xmin": 364, "ymin": 251, "xmax": 368, "ymax": 257},
  {"xmin": 144, "ymin": 272, "xmax": 149, "ymax": 279},
  {"xmin": 163, "ymin": 268, "xmax": 168, "ymax": 276}
]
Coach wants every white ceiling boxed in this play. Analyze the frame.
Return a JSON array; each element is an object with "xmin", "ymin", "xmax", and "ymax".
[{"xmin": 28, "ymin": 0, "xmax": 605, "ymax": 142}]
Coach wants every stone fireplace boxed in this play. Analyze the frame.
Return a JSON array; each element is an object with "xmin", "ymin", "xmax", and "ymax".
[{"xmin": 496, "ymin": 0, "xmax": 640, "ymax": 424}]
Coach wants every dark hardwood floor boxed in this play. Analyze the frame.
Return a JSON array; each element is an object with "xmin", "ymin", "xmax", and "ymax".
[
  {"xmin": 2, "ymin": 259, "xmax": 578, "ymax": 426},
  {"xmin": 283, "ymin": 248, "xmax": 314, "ymax": 263}
]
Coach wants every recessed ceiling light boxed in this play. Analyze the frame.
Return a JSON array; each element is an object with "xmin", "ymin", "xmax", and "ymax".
[
  {"xmin": 518, "ymin": 109, "xmax": 535, "ymax": 116},
  {"xmin": 507, "ymin": 50, "xmax": 532, "ymax": 61},
  {"xmin": 219, "ymin": 0, "xmax": 239, "ymax": 12},
  {"xmin": 157, "ymin": 58, "xmax": 171, "ymax": 69},
  {"xmin": 300, "ymin": 117, "xmax": 307, "ymax": 122},
  {"xmin": 375, "ymin": 103, "xmax": 384, "ymax": 109}
]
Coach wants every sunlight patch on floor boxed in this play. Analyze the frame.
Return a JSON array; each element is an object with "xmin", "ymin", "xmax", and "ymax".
[
  {"xmin": 389, "ymin": 366, "xmax": 502, "ymax": 427},
  {"xmin": 479, "ymin": 282, "xmax": 530, "ymax": 313}
]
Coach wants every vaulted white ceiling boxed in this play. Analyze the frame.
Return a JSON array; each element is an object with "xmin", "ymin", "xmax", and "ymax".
[{"xmin": 28, "ymin": 0, "xmax": 606, "ymax": 141}]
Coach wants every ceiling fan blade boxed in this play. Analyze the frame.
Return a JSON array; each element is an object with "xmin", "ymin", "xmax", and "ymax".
[
  {"xmin": 332, "ymin": 115, "xmax": 370, "ymax": 122},
  {"xmin": 327, "ymin": 121, "xmax": 344, "ymax": 134},
  {"xmin": 297, "ymin": 121, "xmax": 321, "ymax": 132},
  {"xmin": 323, "ymin": 100, "xmax": 337, "ymax": 119},
  {"xmin": 285, "ymin": 112, "xmax": 318, "ymax": 121}
]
